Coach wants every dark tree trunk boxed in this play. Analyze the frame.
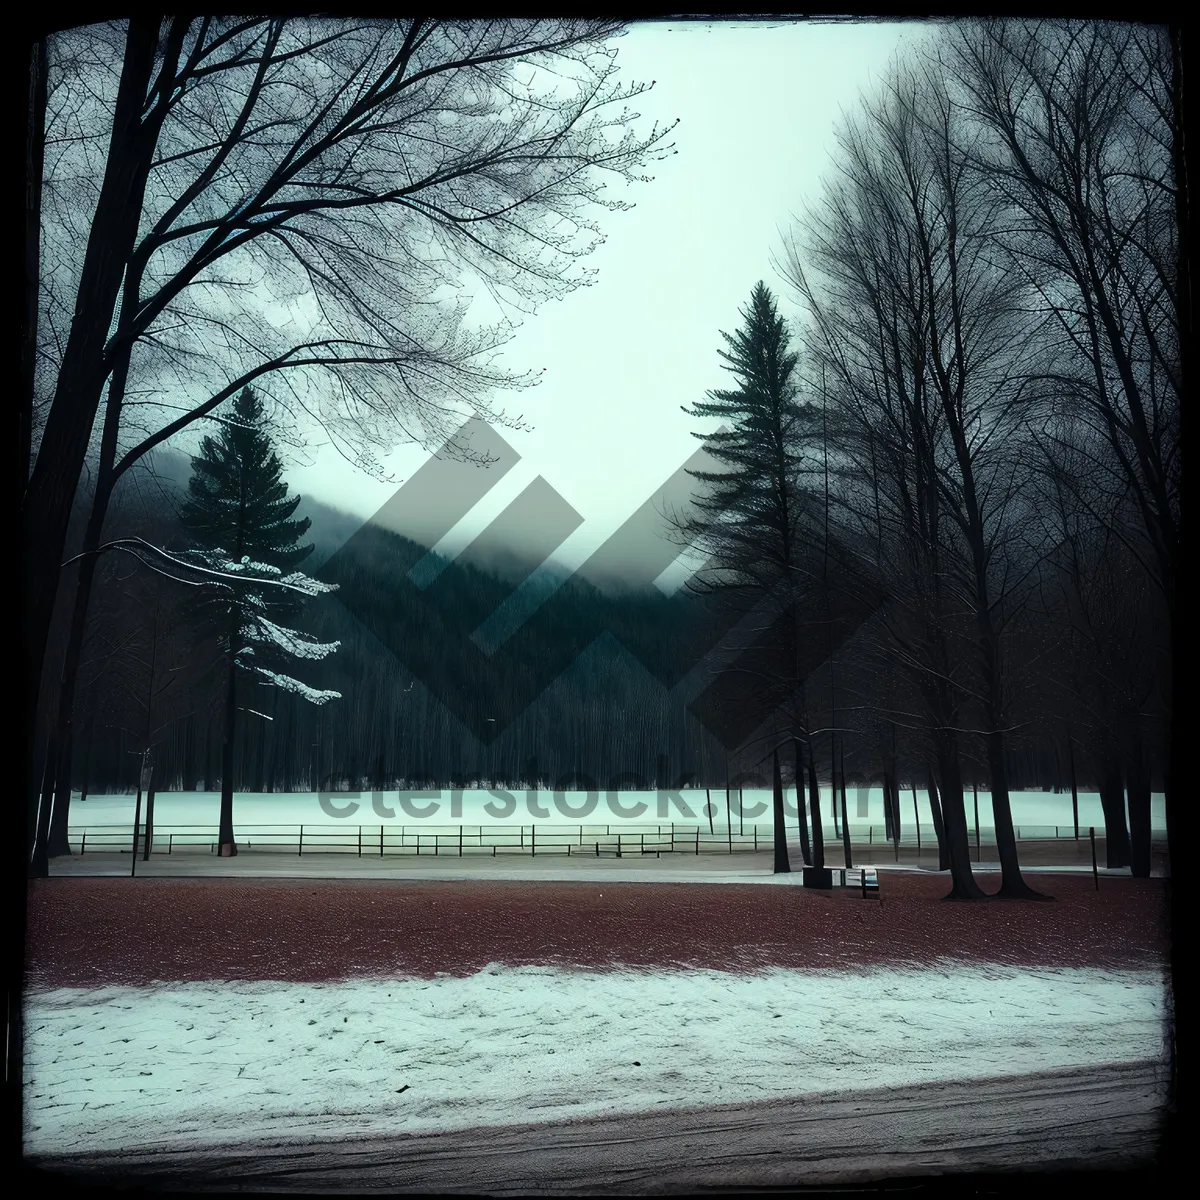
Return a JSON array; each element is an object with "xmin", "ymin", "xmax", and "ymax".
[
  {"xmin": 1126, "ymin": 738, "xmax": 1153, "ymax": 879},
  {"xmin": 1098, "ymin": 754, "xmax": 1132, "ymax": 869},
  {"xmin": 889, "ymin": 772, "xmax": 902, "ymax": 843},
  {"xmin": 143, "ymin": 782, "xmax": 156, "ymax": 860},
  {"xmin": 985, "ymin": 729, "xmax": 1046, "ymax": 899},
  {"xmin": 883, "ymin": 771, "xmax": 895, "ymax": 842},
  {"xmin": 77, "ymin": 715, "xmax": 95, "ymax": 803},
  {"xmin": 927, "ymin": 764, "xmax": 949, "ymax": 871},
  {"xmin": 807, "ymin": 741, "xmax": 824, "ymax": 871},
  {"xmin": 218, "ymin": 656, "xmax": 238, "ymax": 856},
  {"xmin": 772, "ymin": 749, "xmax": 790, "ymax": 874},
  {"xmin": 933, "ymin": 749, "xmax": 986, "ymax": 900},
  {"xmin": 1066, "ymin": 731, "xmax": 1079, "ymax": 839},
  {"xmin": 46, "ymin": 729, "xmax": 73, "ymax": 856},
  {"xmin": 183, "ymin": 713, "xmax": 199, "ymax": 792},
  {"xmin": 793, "ymin": 738, "xmax": 811, "ymax": 866},
  {"xmin": 204, "ymin": 720, "xmax": 216, "ymax": 793},
  {"xmin": 29, "ymin": 731, "xmax": 57, "ymax": 877},
  {"xmin": 839, "ymin": 750, "xmax": 852, "ymax": 869},
  {"xmin": 23, "ymin": 39, "xmax": 47, "ymax": 484},
  {"xmin": 21, "ymin": 19, "xmax": 172, "ymax": 748},
  {"xmin": 831, "ymin": 744, "xmax": 840, "ymax": 839},
  {"xmin": 973, "ymin": 781, "xmax": 980, "ymax": 860}
]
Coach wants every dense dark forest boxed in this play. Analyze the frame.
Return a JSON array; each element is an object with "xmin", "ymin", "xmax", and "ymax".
[{"xmin": 56, "ymin": 444, "xmax": 1155, "ymax": 818}]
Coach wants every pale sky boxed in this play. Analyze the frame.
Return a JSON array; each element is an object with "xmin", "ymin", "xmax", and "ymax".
[{"xmin": 286, "ymin": 19, "xmax": 920, "ymax": 572}]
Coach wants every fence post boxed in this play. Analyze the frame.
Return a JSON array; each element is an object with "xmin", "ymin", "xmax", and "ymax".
[
  {"xmin": 531, "ymin": 824, "xmax": 535, "ymax": 857},
  {"xmin": 381, "ymin": 824, "xmax": 384, "ymax": 857},
  {"xmin": 298, "ymin": 825, "xmax": 303, "ymax": 857},
  {"xmin": 358, "ymin": 826, "xmax": 362, "ymax": 858},
  {"xmin": 1090, "ymin": 827, "xmax": 1099, "ymax": 890},
  {"xmin": 80, "ymin": 830, "xmax": 86, "ymax": 856},
  {"xmin": 459, "ymin": 825, "xmax": 463, "ymax": 857},
  {"xmin": 754, "ymin": 826, "xmax": 758, "ymax": 851},
  {"xmin": 695, "ymin": 829, "xmax": 699, "ymax": 855},
  {"xmin": 168, "ymin": 833, "xmax": 172, "ymax": 855},
  {"xmin": 869, "ymin": 825, "xmax": 873, "ymax": 845}
]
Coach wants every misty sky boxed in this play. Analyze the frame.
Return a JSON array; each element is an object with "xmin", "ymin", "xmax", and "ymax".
[{"xmin": 286, "ymin": 19, "xmax": 920, "ymax": 574}]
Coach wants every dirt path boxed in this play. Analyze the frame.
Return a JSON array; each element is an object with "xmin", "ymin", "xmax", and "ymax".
[
  {"xmin": 31, "ymin": 1059, "xmax": 1168, "ymax": 1192},
  {"xmin": 26, "ymin": 873, "xmax": 1169, "ymax": 986}
]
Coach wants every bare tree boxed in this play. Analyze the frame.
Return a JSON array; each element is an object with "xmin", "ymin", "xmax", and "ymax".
[
  {"xmin": 26, "ymin": 17, "xmax": 675, "ymax": 871},
  {"xmin": 946, "ymin": 19, "xmax": 1179, "ymax": 834},
  {"xmin": 782, "ymin": 61, "xmax": 994, "ymax": 899}
]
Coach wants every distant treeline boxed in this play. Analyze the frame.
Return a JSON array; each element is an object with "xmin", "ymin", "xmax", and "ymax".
[{"xmin": 66, "ymin": 460, "xmax": 1088, "ymax": 799}]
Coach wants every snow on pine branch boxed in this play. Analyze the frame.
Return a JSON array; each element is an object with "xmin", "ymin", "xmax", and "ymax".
[
  {"xmin": 252, "ymin": 667, "xmax": 342, "ymax": 705},
  {"xmin": 64, "ymin": 537, "xmax": 339, "ymax": 597},
  {"xmin": 247, "ymin": 615, "xmax": 340, "ymax": 661}
]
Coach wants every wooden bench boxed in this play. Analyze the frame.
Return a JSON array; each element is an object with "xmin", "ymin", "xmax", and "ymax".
[{"xmin": 838, "ymin": 868, "xmax": 880, "ymax": 897}]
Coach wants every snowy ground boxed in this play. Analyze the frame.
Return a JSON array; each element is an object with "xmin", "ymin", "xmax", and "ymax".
[
  {"xmin": 64, "ymin": 787, "xmax": 1166, "ymax": 833},
  {"xmin": 25, "ymin": 962, "xmax": 1169, "ymax": 1158}
]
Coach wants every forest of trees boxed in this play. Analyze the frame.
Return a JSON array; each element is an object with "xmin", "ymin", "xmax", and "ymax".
[{"xmin": 23, "ymin": 19, "xmax": 1180, "ymax": 895}]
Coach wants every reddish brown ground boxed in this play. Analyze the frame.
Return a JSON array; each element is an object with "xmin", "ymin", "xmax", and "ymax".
[{"xmin": 25, "ymin": 874, "xmax": 1169, "ymax": 989}]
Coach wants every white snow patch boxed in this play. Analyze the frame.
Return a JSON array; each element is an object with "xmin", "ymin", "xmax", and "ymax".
[
  {"xmin": 24, "ymin": 963, "xmax": 1168, "ymax": 1156},
  {"xmin": 64, "ymin": 789, "xmax": 1169, "ymax": 832}
]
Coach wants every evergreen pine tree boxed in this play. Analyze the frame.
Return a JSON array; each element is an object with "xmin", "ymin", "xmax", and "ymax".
[
  {"xmin": 681, "ymin": 282, "xmax": 822, "ymax": 873},
  {"xmin": 181, "ymin": 387, "xmax": 339, "ymax": 855}
]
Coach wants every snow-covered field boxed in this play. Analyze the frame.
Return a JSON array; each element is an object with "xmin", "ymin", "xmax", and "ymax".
[
  {"xmin": 64, "ymin": 788, "xmax": 1167, "ymax": 832},
  {"xmin": 25, "ymin": 962, "xmax": 1169, "ymax": 1157}
]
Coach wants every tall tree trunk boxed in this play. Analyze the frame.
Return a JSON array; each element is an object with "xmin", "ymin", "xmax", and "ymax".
[
  {"xmin": 839, "ymin": 744, "xmax": 852, "ymax": 869},
  {"xmin": 793, "ymin": 737, "xmax": 812, "ymax": 866},
  {"xmin": 985, "ymin": 728, "xmax": 1046, "ymax": 898},
  {"xmin": 1066, "ymin": 730, "xmax": 1079, "ymax": 839},
  {"xmin": 46, "ymin": 729, "xmax": 73, "ymax": 856},
  {"xmin": 831, "ymin": 748, "xmax": 840, "ymax": 838},
  {"xmin": 807, "ymin": 741, "xmax": 824, "ymax": 871},
  {"xmin": 1126, "ymin": 736, "xmax": 1153, "ymax": 879},
  {"xmin": 21, "ymin": 19, "xmax": 171, "ymax": 758},
  {"xmin": 973, "ymin": 780, "xmax": 980, "ymax": 861},
  {"xmin": 883, "ymin": 770, "xmax": 895, "ymax": 841},
  {"xmin": 933, "ymin": 747, "xmax": 986, "ymax": 899},
  {"xmin": 1098, "ymin": 752, "xmax": 1132, "ymax": 869},
  {"xmin": 927, "ymin": 764, "xmax": 948, "ymax": 872},
  {"xmin": 218, "ymin": 654, "xmax": 238, "ymax": 856},
  {"xmin": 42, "ymin": 465, "xmax": 116, "ymax": 859},
  {"xmin": 772, "ymin": 749, "xmax": 790, "ymax": 874},
  {"xmin": 29, "ymin": 731, "xmax": 57, "ymax": 877},
  {"xmin": 890, "ymin": 772, "xmax": 902, "ymax": 844},
  {"xmin": 143, "ymin": 781, "xmax": 156, "ymax": 860},
  {"xmin": 183, "ymin": 712, "xmax": 198, "ymax": 792},
  {"xmin": 23, "ymin": 38, "xmax": 47, "ymax": 486},
  {"xmin": 78, "ymin": 717, "xmax": 94, "ymax": 803}
]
